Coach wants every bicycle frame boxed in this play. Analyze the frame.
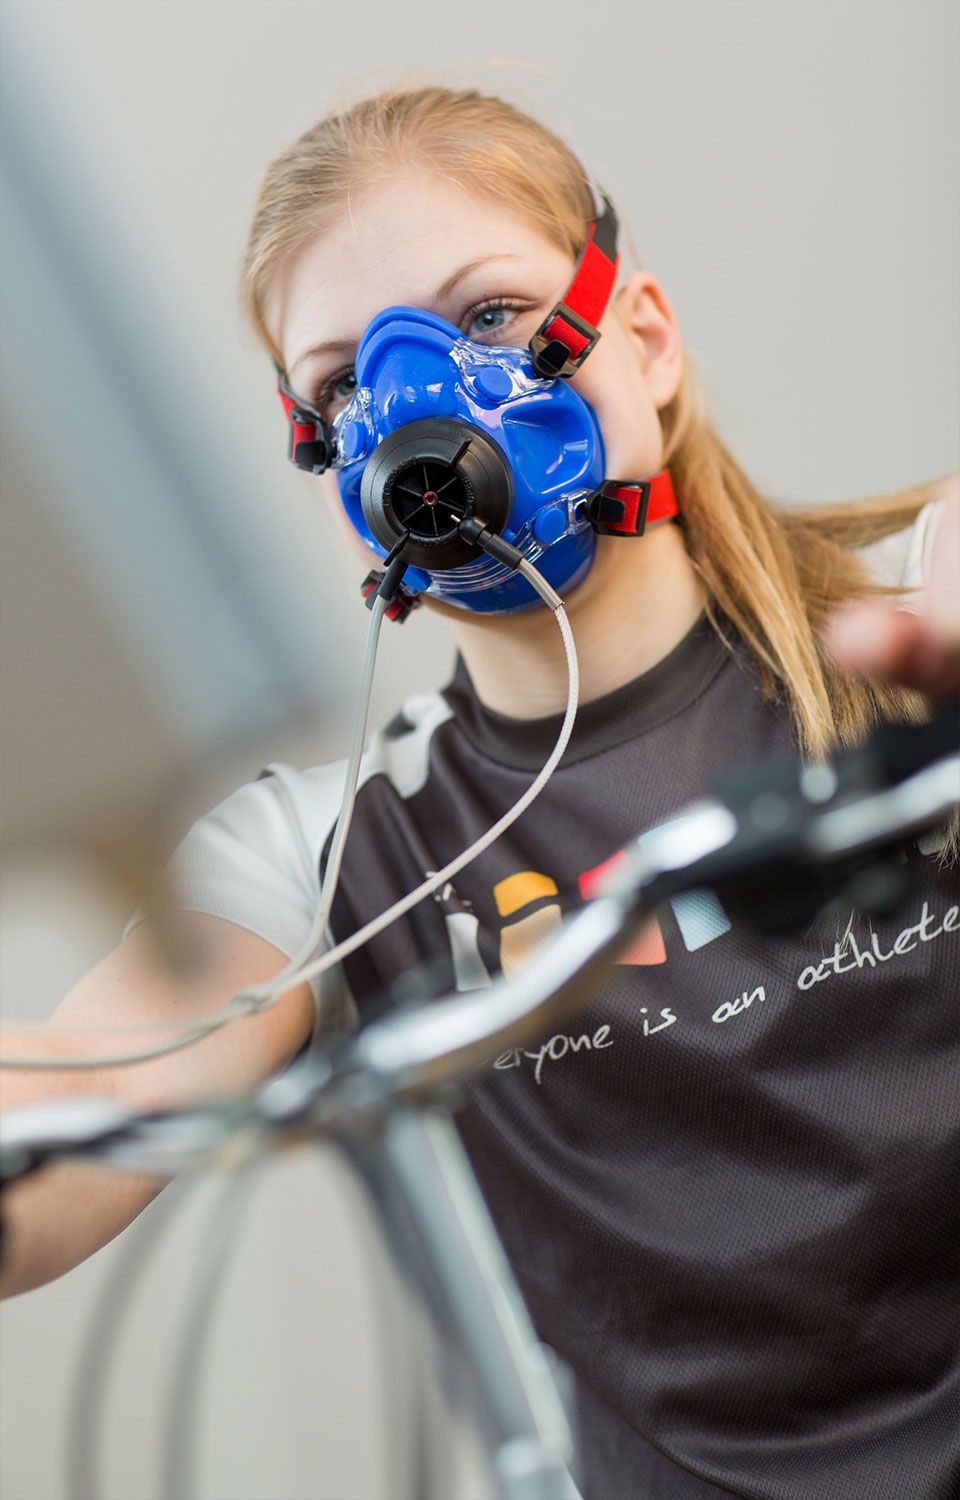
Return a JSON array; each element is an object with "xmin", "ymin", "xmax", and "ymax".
[{"xmin": 1, "ymin": 714, "xmax": 957, "ymax": 1499}]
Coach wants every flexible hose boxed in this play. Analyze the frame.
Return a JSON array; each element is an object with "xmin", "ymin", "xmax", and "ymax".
[{"xmin": 2, "ymin": 559, "xmax": 578, "ymax": 1068}]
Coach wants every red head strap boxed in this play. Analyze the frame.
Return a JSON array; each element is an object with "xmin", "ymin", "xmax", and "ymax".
[
  {"xmin": 529, "ymin": 189, "xmax": 620, "ymax": 379},
  {"xmin": 586, "ymin": 470, "xmax": 679, "ymax": 537}
]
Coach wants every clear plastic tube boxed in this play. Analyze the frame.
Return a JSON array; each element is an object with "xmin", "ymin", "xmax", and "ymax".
[{"xmin": 1, "ymin": 558, "xmax": 578, "ymax": 1068}]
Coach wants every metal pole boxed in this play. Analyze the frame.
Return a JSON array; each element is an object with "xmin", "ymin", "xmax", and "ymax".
[{"xmin": 338, "ymin": 1104, "xmax": 583, "ymax": 1500}]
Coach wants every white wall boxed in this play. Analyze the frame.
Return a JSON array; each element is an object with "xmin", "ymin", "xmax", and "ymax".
[{"xmin": 1, "ymin": 2, "xmax": 957, "ymax": 1497}]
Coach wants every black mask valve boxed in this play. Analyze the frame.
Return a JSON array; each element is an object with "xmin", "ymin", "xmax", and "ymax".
[{"xmin": 359, "ymin": 419, "xmax": 513, "ymax": 571}]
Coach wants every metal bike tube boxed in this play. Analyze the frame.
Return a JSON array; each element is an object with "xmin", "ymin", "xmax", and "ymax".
[{"xmin": 338, "ymin": 1104, "xmax": 584, "ymax": 1500}]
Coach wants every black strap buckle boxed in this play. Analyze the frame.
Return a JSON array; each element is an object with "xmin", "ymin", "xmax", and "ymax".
[
  {"xmin": 288, "ymin": 408, "xmax": 335, "ymax": 474},
  {"xmin": 276, "ymin": 365, "xmax": 337, "ymax": 474},
  {"xmin": 529, "ymin": 302, "xmax": 602, "ymax": 378},
  {"xmin": 586, "ymin": 480, "xmax": 652, "ymax": 537}
]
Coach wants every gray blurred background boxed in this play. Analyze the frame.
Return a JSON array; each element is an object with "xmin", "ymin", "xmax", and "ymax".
[{"xmin": 1, "ymin": 1, "xmax": 957, "ymax": 1497}]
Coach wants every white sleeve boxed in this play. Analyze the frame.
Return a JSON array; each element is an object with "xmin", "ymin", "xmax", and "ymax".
[
  {"xmin": 121, "ymin": 761, "xmax": 351, "ymax": 1034},
  {"xmin": 855, "ymin": 498, "xmax": 945, "ymax": 605}
]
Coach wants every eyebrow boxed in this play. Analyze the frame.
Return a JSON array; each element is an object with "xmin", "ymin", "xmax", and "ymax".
[{"xmin": 286, "ymin": 254, "xmax": 522, "ymax": 377}]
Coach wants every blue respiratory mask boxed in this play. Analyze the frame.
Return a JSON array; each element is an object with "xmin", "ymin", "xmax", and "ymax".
[{"xmin": 277, "ymin": 189, "xmax": 678, "ymax": 618}]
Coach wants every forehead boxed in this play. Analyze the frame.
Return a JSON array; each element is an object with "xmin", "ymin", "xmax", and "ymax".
[{"xmin": 264, "ymin": 171, "xmax": 573, "ymax": 373}]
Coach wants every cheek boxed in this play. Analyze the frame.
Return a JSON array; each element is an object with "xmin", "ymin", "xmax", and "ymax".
[
  {"xmin": 317, "ymin": 473, "xmax": 380, "ymax": 569},
  {"xmin": 572, "ymin": 320, "xmax": 665, "ymax": 477}
]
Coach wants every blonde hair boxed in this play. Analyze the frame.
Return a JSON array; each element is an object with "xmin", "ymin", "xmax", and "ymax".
[{"xmin": 240, "ymin": 84, "xmax": 945, "ymax": 760}]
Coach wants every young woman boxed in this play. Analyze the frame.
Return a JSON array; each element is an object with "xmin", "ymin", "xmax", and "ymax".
[{"xmin": 3, "ymin": 86, "xmax": 958, "ymax": 1500}]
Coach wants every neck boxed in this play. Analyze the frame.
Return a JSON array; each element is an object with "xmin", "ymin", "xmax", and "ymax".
[{"xmin": 443, "ymin": 521, "xmax": 707, "ymax": 718}]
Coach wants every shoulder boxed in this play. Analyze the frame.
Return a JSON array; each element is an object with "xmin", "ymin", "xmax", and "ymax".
[
  {"xmin": 223, "ymin": 684, "xmax": 454, "ymax": 854},
  {"xmin": 168, "ymin": 683, "xmax": 453, "ymax": 862},
  {"xmin": 363, "ymin": 688, "xmax": 455, "ymax": 797},
  {"xmin": 120, "ymin": 685, "xmax": 453, "ymax": 1031},
  {"xmin": 119, "ymin": 760, "xmax": 343, "ymax": 953},
  {"xmin": 854, "ymin": 489, "xmax": 953, "ymax": 601}
]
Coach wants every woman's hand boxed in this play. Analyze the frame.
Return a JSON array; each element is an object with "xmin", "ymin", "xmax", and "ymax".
[{"xmin": 826, "ymin": 479, "xmax": 960, "ymax": 700}]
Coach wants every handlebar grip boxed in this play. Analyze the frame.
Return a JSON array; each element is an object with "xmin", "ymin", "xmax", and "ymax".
[
  {"xmin": 709, "ymin": 699, "xmax": 958, "ymax": 815},
  {"xmin": 859, "ymin": 700, "xmax": 959, "ymax": 788},
  {"xmin": 645, "ymin": 701, "xmax": 960, "ymax": 938}
]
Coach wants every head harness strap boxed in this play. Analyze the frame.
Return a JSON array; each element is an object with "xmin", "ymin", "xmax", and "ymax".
[
  {"xmin": 275, "ymin": 367, "xmax": 335, "ymax": 474},
  {"xmin": 586, "ymin": 469, "xmax": 678, "ymax": 537},
  {"xmin": 528, "ymin": 189, "xmax": 620, "ymax": 379},
  {"xmin": 275, "ymin": 185, "xmax": 622, "ymax": 473},
  {"xmin": 272, "ymin": 186, "xmax": 679, "ymax": 550}
]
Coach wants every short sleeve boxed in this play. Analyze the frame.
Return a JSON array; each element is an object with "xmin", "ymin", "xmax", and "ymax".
[
  {"xmin": 856, "ymin": 498, "xmax": 944, "ymax": 606},
  {"xmin": 121, "ymin": 763, "xmax": 351, "ymax": 1035}
]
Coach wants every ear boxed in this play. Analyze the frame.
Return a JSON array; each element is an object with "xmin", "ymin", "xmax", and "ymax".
[{"xmin": 614, "ymin": 271, "xmax": 684, "ymax": 410}]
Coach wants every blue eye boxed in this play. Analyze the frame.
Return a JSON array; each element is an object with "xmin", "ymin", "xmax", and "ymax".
[
  {"xmin": 314, "ymin": 367, "xmax": 357, "ymax": 421},
  {"xmin": 471, "ymin": 307, "xmax": 510, "ymax": 335},
  {"xmin": 333, "ymin": 370, "xmax": 357, "ymax": 400},
  {"xmin": 466, "ymin": 299, "xmax": 522, "ymax": 342}
]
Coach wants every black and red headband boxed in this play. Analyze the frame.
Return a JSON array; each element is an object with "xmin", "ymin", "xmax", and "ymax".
[
  {"xmin": 276, "ymin": 184, "xmax": 623, "ymax": 466},
  {"xmin": 274, "ymin": 185, "xmax": 678, "ymax": 542},
  {"xmin": 528, "ymin": 187, "xmax": 620, "ymax": 378}
]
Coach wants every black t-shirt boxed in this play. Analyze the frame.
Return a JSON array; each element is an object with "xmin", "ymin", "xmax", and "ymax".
[
  {"xmin": 126, "ymin": 526, "xmax": 959, "ymax": 1498},
  {"xmin": 310, "ymin": 617, "xmax": 959, "ymax": 1500}
]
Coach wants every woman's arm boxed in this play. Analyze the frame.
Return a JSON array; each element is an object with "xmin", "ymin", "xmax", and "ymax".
[
  {"xmin": 827, "ymin": 473, "xmax": 960, "ymax": 697},
  {"xmin": 0, "ymin": 912, "xmax": 314, "ymax": 1299}
]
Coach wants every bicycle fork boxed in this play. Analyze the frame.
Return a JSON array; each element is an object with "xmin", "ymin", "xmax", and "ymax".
[{"xmin": 338, "ymin": 1102, "xmax": 584, "ymax": 1500}]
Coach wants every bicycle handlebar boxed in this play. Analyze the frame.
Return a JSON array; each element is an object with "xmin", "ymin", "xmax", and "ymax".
[{"xmin": 2, "ymin": 705, "xmax": 957, "ymax": 1186}]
